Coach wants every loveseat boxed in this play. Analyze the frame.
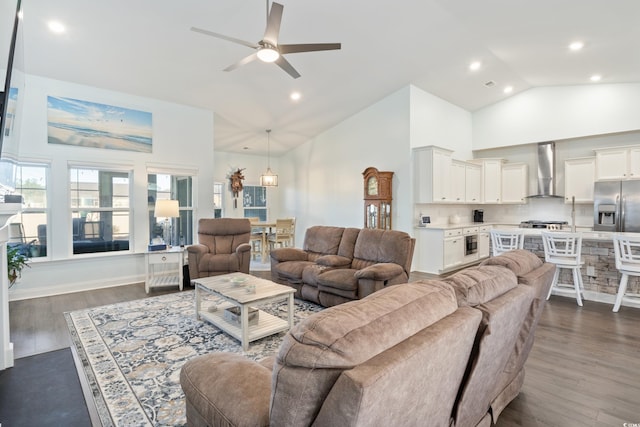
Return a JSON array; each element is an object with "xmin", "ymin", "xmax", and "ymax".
[
  {"xmin": 180, "ymin": 249, "xmax": 554, "ymax": 426},
  {"xmin": 270, "ymin": 225, "xmax": 415, "ymax": 307}
]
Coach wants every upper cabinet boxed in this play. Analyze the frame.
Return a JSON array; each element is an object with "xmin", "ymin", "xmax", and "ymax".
[
  {"xmin": 469, "ymin": 159, "xmax": 503, "ymax": 203},
  {"xmin": 595, "ymin": 146, "xmax": 640, "ymax": 180},
  {"xmin": 450, "ymin": 161, "xmax": 466, "ymax": 203},
  {"xmin": 564, "ymin": 157, "xmax": 596, "ymax": 203},
  {"xmin": 501, "ymin": 163, "xmax": 528, "ymax": 203},
  {"xmin": 464, "ymin": 162, "xmax": 482, "ymax": 203},
  {"xmin": 413, "ymin": 146, "xmax": 453, "ymax": 203}
]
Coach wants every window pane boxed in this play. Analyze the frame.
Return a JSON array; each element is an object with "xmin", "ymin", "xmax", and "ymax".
[
  {"xmin": 70, "ymin": 167, "xmax": 131, "ymax": 255},
  {"xmin": 148, "ymin": 173, "xmax": 194, "ymax": 245},
  {"xmin": 12, "ymin": 164, "xmax": 48, "ymax": 258}
]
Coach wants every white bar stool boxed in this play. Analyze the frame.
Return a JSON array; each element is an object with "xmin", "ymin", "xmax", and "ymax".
[
  {"xmin": 541, "ymin": 231, "xmax": 585, "ymax": 306},
  {"xmin": 489, "ymin": 229, "xmax": 525, "ymax": 256},
  {"xmin": 612, "ymin": 234, "xmax": 640, "ymax": 312}
]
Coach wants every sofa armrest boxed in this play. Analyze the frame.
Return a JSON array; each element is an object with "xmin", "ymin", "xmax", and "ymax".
[
  {"xmin": 316, "ymin": 255, "xmax": 352, "ymax": 267},
  {"xmin": 187, "ymin": 243, "xmax": 209, "ymax": 256},
  {"xmin": 355, "ymin": 263, "xmax": 404, "ymax": 282},
  {"xmin": 180, "ymin": 353, "xmax": 271, "ymax": 427},
  {"xmin": 236, "ymin": 242, "xmax": 251, "ymax": 254},
  {"xmin": 271, "ymin": 247, "xmax": 309, "ymax": 262}
]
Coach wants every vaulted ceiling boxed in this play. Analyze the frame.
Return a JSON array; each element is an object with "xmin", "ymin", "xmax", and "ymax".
[{"xmin": 6, "ymin": 0, "xmax": 640, "ymax": 155}]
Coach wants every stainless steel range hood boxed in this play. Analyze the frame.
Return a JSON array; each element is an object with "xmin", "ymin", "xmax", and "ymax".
[{"xmin": 527, "ymin": 141, "xmax": 563, "ymax": 198}]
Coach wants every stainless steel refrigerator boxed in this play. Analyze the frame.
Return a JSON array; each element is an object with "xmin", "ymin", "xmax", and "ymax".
[{"xmin": 593, "ymin": 180, "xmax": 640, "ymax": 232}]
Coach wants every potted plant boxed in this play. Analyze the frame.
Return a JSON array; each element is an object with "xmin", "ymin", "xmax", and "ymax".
[{"xmin": 7, "ymin": 245, "xmax": 29, "ymax": 287}]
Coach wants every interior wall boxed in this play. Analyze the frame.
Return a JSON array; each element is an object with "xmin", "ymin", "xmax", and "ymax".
[
  {"xmin": 409, "ymin": 85, "xmax": 473, "ymax": 159},
  {"xmin": 10, "ymin": 74, "xmax": 214, "ymax": 300},
  {"xmin": 473, "ymin": 83, "xmax": 640, "ymax": 150},
  {"xmin": 282, "ymin": 86, "xmax": 412, "ymax": 237}
]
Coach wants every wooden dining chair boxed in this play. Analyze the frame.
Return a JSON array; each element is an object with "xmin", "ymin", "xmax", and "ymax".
[
  {"xmin": 268, "ymin": 218, "xmax": 295, "ymax": 250},
  {"xmin": 247, "ymin": 217, "xmax": 262, "ymax": 260}
]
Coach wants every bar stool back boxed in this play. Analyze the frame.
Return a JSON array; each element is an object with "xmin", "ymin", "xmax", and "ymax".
[
  {"xmin": 489, "ymin": 229, "xmax": 525, "ymax": 256},
  {"xmin": 541, "ymin": 231, "xmax": 585, "ymax": 306},
  {"xmin": 612, "ymin": 234, "xmax": 640, "ymax": 312}
]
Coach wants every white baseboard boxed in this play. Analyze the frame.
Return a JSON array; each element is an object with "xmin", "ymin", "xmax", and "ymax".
[{"xmin": 8, "ymin": 274, "xmax": 144, "ymax": 301}]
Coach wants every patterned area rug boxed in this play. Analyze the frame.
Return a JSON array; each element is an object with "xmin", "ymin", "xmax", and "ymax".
[{"xmin": 65, "ymin": 290, "xmax": 322, "ymax": 427}]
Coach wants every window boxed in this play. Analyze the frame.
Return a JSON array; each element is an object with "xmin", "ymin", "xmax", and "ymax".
[
  {"xmin": 243, "ymin": 185, "xmax": 267, "ymax": 221},
  {"xmin": 9, "ymin": 163, "xmax": 49, "ymax": 258},
  {"xmin": 148, "ymin": 173, "xmax": 194, "ymax": 246},
  {"xmin": 213, "ymin": 182, "xmax": 223, "ymax": 218},
  {"xmin": 70, "ymin": 167, "xmax": 131, "ymax": 254}
]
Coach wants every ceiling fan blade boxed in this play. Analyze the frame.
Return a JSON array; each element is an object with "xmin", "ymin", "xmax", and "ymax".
[
  {"xmin": 278, "ymin": 43, "xmax": 342, "ymax": 54},
  {"xmin": 191, "ymin": 27, "xmax": 258, "ymax": 49},
  {"xmin": 224, "ymin": 52, "xmax": 259, "ymax": 72},
  {"xmin": 263, "ymin": 2, "xmax": 284, "ymax": 46},
  {"xmin": 275, "ymin": 56, "xmax": 301, "ymax": 79}
]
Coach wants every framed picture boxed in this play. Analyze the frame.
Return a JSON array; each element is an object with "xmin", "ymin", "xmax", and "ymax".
[
  {"xmin": 421, "ymin": 215, "xmax": 431, "ymax": 225},
  {"xmin": 47, "ymin": 96, "xmax": 153, "ymax": 153}
]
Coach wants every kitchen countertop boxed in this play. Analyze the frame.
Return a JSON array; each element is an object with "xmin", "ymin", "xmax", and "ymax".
[{"xmin": 414, "ymin": 223, "xmax": 626, "ymax": 241}]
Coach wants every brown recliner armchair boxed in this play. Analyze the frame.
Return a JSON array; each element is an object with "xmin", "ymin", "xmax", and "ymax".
[{"xmin": 187, "ymin": 218, "xmax": 252, "ymax": 280}]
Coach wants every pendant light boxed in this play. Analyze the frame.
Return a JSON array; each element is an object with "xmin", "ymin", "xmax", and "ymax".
[{"xmin": 260, "ymin": 129, "xmax": 278, "ymax": 187}]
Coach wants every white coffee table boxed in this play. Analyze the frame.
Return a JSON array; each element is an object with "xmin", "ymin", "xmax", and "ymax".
[{"xmin": 193, "ymin": 272, "xmax": 296, "ymax": 350}]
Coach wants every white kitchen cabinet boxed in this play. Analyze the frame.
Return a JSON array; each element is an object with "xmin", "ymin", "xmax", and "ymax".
[
  {"xmin": 465, "ymin": 163, "xmax": 482, "ymax": 203},
  {"xmin": 450, "ymin": 160, "xmax": 466, "ymax": 203},
  {"xmin": 595, "ymin": 146, "xmax": 640, "ymax": 180},
  {"xmin": 564, "ymin": 157, "xmax": 596, "ymax": 203},
  {"xmin": 469, "ymin": 159, "xmax": 503, "ymax": 203},
  {"xmin": 413, "ymin": 146, "xmax": 453, "ymax": 203},
  {"xmin": 443, "ymin": 234, "xmax": 464, "ymax": 270},
  {"xmin": 501, "ymin": 163, "xmax": 528, "ymax": 204},
  {"xmin": 415, "ymin": 227, "xmax": 487, "ymax": 274},
  {"xmin": 477, "ymin": 225, "xmax": 491, "ymax": 259}
]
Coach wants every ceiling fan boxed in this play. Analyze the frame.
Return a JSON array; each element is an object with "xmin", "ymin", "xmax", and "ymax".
[{"xmin": 191, "ymin": 1, "xmax": 341, "ymax": 79}]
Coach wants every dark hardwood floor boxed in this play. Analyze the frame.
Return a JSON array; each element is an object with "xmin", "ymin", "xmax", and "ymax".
[{"xmin": 7, "ymin": 271, "xmax": 640, "ymax": 426}]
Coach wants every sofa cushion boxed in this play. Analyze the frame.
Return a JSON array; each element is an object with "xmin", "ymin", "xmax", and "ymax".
[
  {"xmin": 480, "ymin": 249, "xmax": 543, "ymax": 277},
  {"xmin": 303, "ymin": 226, "xmax": 346, "ymax": 255},
  {"xmin": 199, "ymin": 253, "xmax": 240, "ymax": 274},
  {"xmin": 270, "ymin": 281, "xmax": 458, "ymax": 425},
  {"xmin": 443, "ymin": 265, "xmax": 518, "ymax": 306},
  {"xmin": 301, "ymin": 264, "xmax": 331, "ymax": 287},
  {"xmin": 351, "ymin": 229, "xmax": 413, "ymax": 272},
  {"xmin": 316, "ymin": 255, "xmax": 352, "ymax": 267},
  {"xmin": 316, "ymin": 269, "xmax": 358, "ymax": 291},
  {"xmin": 272, "ymin": 261, "xmax": 315, "ymax": 282}
]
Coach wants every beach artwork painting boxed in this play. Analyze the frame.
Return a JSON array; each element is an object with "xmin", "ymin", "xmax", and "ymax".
[{"xmin": 47, "ymin": 96, "xmax": 153, "ymax": 153}]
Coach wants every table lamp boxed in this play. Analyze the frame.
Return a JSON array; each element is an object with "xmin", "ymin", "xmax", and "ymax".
[{"xmin": 154, "ymin": 199, "xmax": 179, "ymax": 247}]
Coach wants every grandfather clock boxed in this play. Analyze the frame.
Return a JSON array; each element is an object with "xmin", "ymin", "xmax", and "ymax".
[{"xmin": 363, "ymin": 167, "xmax": 393, "ymax": 230}]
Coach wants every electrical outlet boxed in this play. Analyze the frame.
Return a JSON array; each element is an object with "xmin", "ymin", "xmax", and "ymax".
[{"xmin": 586, "ymin": 266, "xmax": 595, "ymax": 276}]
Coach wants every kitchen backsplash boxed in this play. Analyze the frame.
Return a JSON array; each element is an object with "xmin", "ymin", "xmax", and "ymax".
[{"xmin": 415, "ymin": 197, "xmax": 594, "ymax": 228}]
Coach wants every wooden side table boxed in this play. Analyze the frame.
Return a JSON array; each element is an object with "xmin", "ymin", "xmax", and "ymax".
[{"xmin": 145, "ymin": 247, "xmax": 184, "ymax": 293}]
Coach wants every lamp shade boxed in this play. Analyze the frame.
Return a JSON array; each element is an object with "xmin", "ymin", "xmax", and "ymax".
[
  {"xmin": 260, "ymin": 168, "xmax": 278, "ymax": 187},
  {"xmin": 154, "ymin": 199, "xmax": 179, "ymax": 218}
]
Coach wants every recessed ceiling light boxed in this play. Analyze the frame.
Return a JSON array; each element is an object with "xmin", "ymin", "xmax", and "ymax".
[
  {"xmin": 48, "ymin": 20, "xmax": 66, "ymax": 34},
  {"xmin": 569, "ymin": 41, "xmax": 584, "ymax": 51},
  {"xmin": 503, "ymin": 86, "xmax": 513, "ymax": 94},
  {"xmin": 590, "ymin": 74, "xmax": 602, "ymax": 82},
  {"xmin": 469, "ymin": 61, "xmax": 482, "ymax": 71},
  {"xmin": 290, "ymin": 92, "xmax": 301, "ymax": 101}
]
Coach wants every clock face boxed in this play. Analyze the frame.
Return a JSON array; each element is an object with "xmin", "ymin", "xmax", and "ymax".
[{"xmin": 367, "ymin": 176, "xmax": 378, "ymax": 196}]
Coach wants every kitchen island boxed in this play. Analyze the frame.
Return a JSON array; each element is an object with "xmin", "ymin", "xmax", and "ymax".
[
  {"xmin": 496, "ymin": 226, "xmax": 640, "ymax": 309},
  {"xmin": 414, "ymin": 223, "xmax": 640, "ymax": 309}
]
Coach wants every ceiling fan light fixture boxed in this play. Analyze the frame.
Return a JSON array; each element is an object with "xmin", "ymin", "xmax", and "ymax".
[{"xmin": 257, "ymin": 46, "xmax": 280, "ymax": 62}]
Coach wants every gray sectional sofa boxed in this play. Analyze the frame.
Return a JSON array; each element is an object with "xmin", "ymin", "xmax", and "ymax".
[
  {"xmin": 181, "ymin": 249, "xmax": 555, "ymax": 427},
  {"xmin": 270, "ymin": 225, "xmax": 416, "ymax": 307}
]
